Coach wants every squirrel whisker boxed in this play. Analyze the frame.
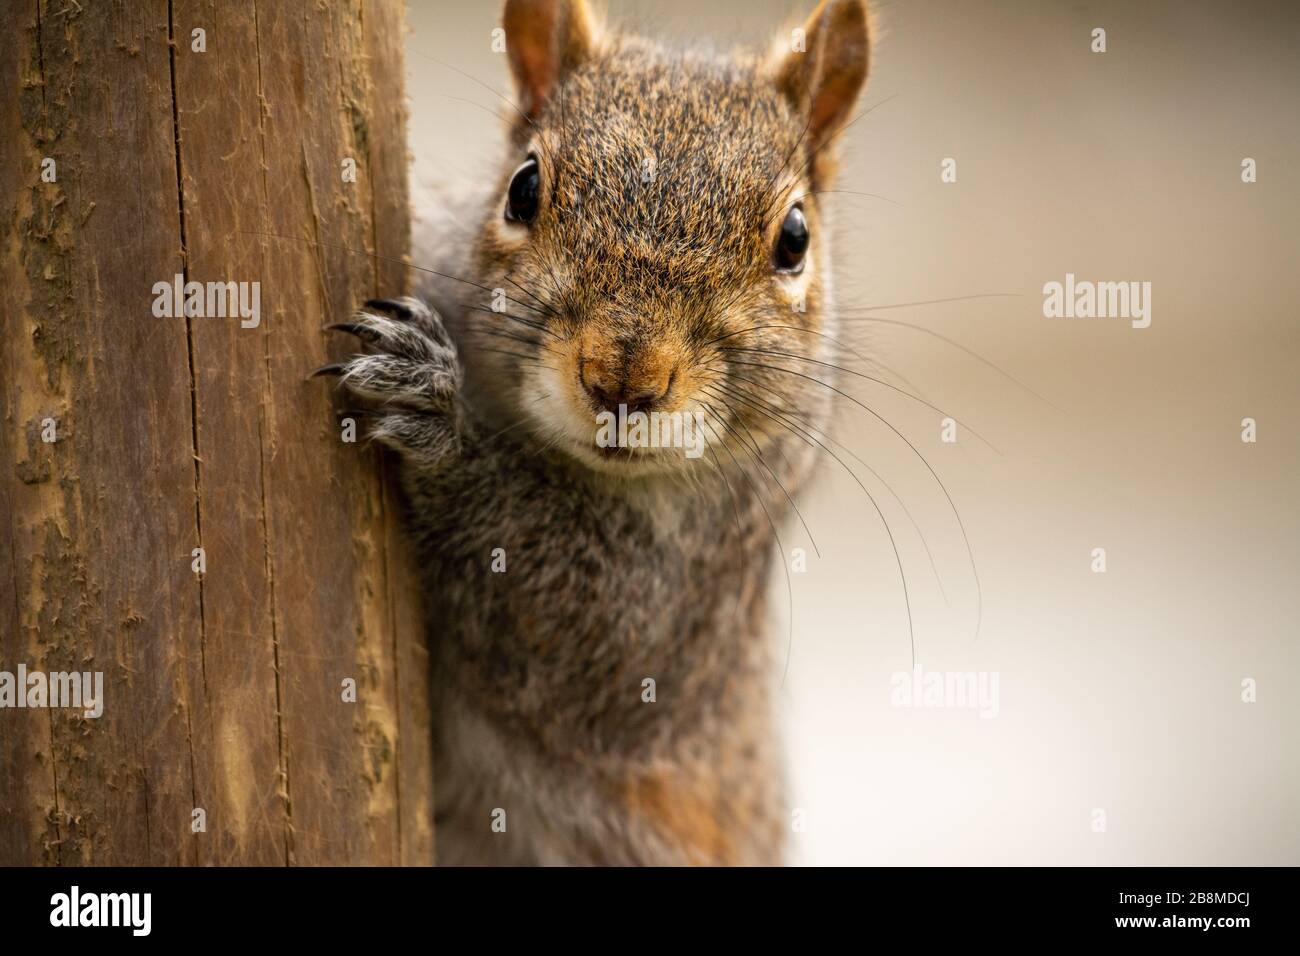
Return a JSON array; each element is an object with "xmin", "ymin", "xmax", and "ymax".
[
  {"xmin": 457, "ymin": 302, "xmax": 558, "ymax": 340},
  {"xmin": 707, "ymin": 376, "xmax": 950, "ymax": 607},
  {"xmin": 722, "ymin": 358, "xmax": 982, "ymax": 646},
  {"xmin": 700, "ymin": 396, "xmax": 820, "ymax": 560},
  {"xmin": 720, "ymin": 346, "xmax": 1000, "ymax": 455},
  {"xmin": 840, "ymin": 309, "xmax": 1064, "ymax": 413},
  {"xmin": 698, "ymin": 410, "xmax": 799, "ymax": 683}
]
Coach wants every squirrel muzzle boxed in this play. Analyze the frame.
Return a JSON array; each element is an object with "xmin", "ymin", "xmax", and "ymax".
[{"xmin": 575, "ymin": 325, "xmax": 682, "ymax": 417}]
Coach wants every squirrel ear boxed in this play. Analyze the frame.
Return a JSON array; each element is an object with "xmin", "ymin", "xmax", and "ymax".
[
  {"xmin": 774, "ymin": 0, "xmax": 871, "ymax": 158},
  {"xmin": 502, "ymin": 0, "xmax": 598, "ymax": 120}
]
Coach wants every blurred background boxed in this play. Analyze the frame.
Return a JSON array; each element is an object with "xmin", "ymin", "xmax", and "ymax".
[{"xmin": 406, "ymin": 0, "xmax": 1299, "ymax": 864}]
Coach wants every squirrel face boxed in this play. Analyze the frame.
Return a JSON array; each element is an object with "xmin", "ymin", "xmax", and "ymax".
[{"xmin": 472, "ymin": 0, "xmax": 870, "ymax": 476}]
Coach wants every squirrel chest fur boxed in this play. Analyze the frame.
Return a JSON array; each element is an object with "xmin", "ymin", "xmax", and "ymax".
[{"xmin": 321, "ymin": 0, "xmax": 872, "ymax": 864}]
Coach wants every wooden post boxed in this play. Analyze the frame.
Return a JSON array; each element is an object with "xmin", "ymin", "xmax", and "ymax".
[{"xmin": 0, "ymin": 0, "xmax": 432, "ymax": 865}]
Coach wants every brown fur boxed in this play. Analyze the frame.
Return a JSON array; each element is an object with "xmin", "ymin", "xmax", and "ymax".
[
  {"xmin": 331, "ymin": 0, "xmax": 871, "ymax": 865},
  {"xmin": 623, "ymin": 769, "xmax": 736, "ymax": 866}
]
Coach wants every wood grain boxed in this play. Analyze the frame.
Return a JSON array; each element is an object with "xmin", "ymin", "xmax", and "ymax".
[{"xmin": 0, "ymin": 0, "xmax": 431, "ymax": 866}]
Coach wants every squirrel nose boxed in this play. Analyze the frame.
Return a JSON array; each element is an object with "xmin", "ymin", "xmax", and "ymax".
[{"xmin": 581, "ymin": 361, "xmax": 672, "ymax": 415}]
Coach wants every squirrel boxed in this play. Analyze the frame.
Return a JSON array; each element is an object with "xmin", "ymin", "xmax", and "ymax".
[{"xmin": 316, "ymin": 0, "xmax": 872, "ymax": 865}]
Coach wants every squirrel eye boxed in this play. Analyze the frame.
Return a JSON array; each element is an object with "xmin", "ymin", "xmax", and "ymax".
[
  {"xmin": 505, "ymin": 157, "xmax": 540, "ymax": 224},
  {"xmin": 775, "ymin": 205, "xmax": 809, "ymax": 273}
]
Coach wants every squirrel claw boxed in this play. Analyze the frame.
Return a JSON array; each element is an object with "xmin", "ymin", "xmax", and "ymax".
[
  {"xmin": 309, "ymin": 361, "xmax": 348, "ymax": 380},
  {"xmin": 364, "ymin": 297, "xmax": 414, "ymax": 320},
  {"xmin": 325, "ymin": 321, "xmax": 372, "ymax": 340},
  {"xmin": 320, "ymin": 296, "xmax": 461, "ymax": 469}
]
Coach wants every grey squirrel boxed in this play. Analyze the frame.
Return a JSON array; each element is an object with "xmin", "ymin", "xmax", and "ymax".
[{"xmin": 316, "ymin": 0, "xmax": 871, "ymax": 864}]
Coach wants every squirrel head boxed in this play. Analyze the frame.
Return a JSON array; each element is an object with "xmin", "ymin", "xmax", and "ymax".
[{"xmin": 472, "ymin": 0, "xmax": 871, "ymax": 477}]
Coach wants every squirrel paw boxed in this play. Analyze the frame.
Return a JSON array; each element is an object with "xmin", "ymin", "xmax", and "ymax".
[{"xmin": 314, "ymin": 297, "xmax": 462, "ymax": 467}]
